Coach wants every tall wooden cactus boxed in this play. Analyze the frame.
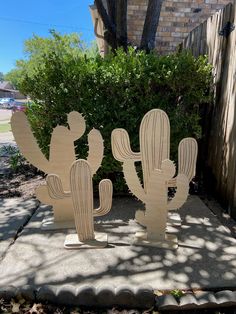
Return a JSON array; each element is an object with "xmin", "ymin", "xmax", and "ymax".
[
  {"xmin": 11, "ymin": 111, "xmax": 103, "ymax": 229},
  {"xmin": 112, "ymin": 109, "xmax": 198, "ymax": 248},
  {"xmin": 46, "ymin": 159, "xmax": 113, "ymax": 249}
]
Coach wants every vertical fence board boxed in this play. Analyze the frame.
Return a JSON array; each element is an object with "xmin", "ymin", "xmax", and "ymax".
[{"xmin": 182, "ymin": 2, "xmax": 236, "ymax": 218}]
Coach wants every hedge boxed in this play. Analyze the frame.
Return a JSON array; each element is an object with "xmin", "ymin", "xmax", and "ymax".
[{"xmin": 17, "ymin": 32, "xmax": 213, "ymax": 192}]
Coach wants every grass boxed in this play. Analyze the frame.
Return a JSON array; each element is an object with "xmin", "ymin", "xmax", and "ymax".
[{"xmin": 0, "ymin": 122, "xmax": 11, "ymax": 133}]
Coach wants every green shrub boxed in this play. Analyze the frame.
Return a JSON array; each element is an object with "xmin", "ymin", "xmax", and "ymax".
[
  {"xmin": 1, "ymin": 145, "xmax": 26, "ymax": 172},
  {"xmin": 17, "ymin": 32, "xmax": 213, "ymax": 192}
]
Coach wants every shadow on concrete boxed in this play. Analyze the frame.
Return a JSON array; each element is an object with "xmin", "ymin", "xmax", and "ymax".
[
  {"xmin": 0, "ymin": 196, "xmax": 235, "ymax": 290},
  {"xmin": 0, "ymin": 198, "xmax": 39, "ymax": 256}
]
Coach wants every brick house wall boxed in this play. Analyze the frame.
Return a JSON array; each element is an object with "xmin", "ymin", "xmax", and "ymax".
[{"xmin": 127, "ymin": 0, "xmax": 230, "ymax": 53}]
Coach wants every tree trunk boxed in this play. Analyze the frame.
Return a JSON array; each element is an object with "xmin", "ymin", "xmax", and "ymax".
[
  {"xmin": 94, "ymin": 0, "xmax": 117, "ymax": 50},
  {"xmin": 116, "ymin": 0, "xmax": 128, "ymax": 50},
  {"xmin": 94, "ymin": 0, "xmax": 163, "ymax": 53},
  {"xmin": 107, "ymin": 0, "xmax": 116, "ymax": 28},
  {"xmin": 140, "ymin": 0, "xmax": 163, "ymax": 52}
]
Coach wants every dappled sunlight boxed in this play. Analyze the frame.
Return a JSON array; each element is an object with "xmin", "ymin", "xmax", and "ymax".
[{"xmin": 0, "ymin": 196, "xmax": 235, "ymax": 290}]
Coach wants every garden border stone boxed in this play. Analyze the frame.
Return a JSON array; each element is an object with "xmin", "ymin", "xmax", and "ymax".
[
  {"xmin": 0, "ymin": 284, "xmax": 154, "ymax": 309},
  {"xmin": 1, "ymin": 285, "xmax": 236, "ymax": 310}
]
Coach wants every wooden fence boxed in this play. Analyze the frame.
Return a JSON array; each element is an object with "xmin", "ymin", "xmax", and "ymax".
[{"xmin": 181, "ymin": 2, "xmax": 236, "ymax": 219}]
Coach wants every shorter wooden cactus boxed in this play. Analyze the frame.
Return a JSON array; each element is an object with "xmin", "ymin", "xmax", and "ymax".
[
  {"xmin": 47, "ymin": 159, "xmax": 113, "ymax": 248},
  {"xmin": 112, "ymin": 109, "xmax": 198, "ymax": 248},
  {"xmin": 11, "ymin": 111, "xmax": 104, "ymax": 228}
]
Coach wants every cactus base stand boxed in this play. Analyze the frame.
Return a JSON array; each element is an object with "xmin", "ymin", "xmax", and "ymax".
[
  {"xmin": 64, "ymin": 232, "xmax": 108, "ymax": 249},
  {"xmin": 41, "ymin": 218, "xmax": 75, "ymax": 230},
  {"xmin": 133, "ymin": 231, "xmax": 178, "ymax": 249}
]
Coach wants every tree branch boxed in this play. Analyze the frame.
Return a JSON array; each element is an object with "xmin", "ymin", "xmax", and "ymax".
[
  {"xmin": 140, "ymin": 0, "xmax": 163, "ymax": 52},
  {"xmin": 94, "ymin": 18, "xmax": 105, "ymax": 39}
]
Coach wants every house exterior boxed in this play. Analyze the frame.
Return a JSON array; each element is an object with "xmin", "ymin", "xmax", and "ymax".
[
  {"xmin": 0, "ymin": 81, "xmax": 25, "ymax": 99},
  {"xmin": 90, "ymin": 0, "xmax": 230, "ymax": 55}
]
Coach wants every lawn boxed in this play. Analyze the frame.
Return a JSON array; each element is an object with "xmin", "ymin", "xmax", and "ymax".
[{"xmin": 0, "ymin": 123, "xmax": 11, "ymax": 133}]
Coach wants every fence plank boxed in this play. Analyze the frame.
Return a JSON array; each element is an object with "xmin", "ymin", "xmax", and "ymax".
[{"xmin": 182, "ymin": 2, "xmax": 236, "ymax": 219}]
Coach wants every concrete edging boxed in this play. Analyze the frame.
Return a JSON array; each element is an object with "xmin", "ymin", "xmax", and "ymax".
[
  {"xmin": 0, "ymin": 285, "xmax": 155, "ymax": 309},
  {"xmin": 0, "ymin": 285, "xmax": 236, "ymax": 310},
  {"xmin": 156, "ymin": 290, "xmax": 236, "ymax": 310}
]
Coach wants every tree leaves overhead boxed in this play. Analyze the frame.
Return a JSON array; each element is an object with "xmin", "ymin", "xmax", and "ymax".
[
  {"xmin": 4, "ymin": 68, "xmax": 23, "ymax": 89},
  {"xmin": 0, "ymin": 71, "xmax": 4, "ymax": 81}
]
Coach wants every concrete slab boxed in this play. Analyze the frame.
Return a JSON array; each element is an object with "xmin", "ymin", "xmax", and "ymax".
[
  {"xmin": 0, "ymin": 132, "xmax": 14, "ymax": 146},
  {"xmin": 0, "ymin": 108, "xmax": 14, "ymax": 147},
  {"xmin": 0, "ymin": 198, "xmax": 39, "ymax": 258},
  {"xmin": 0, "ymin": 109, "xmax": 12, "ymax": 122},
  {"xmin": 0, "ymin": 196, "xmax": 235, "ymax": 290}
]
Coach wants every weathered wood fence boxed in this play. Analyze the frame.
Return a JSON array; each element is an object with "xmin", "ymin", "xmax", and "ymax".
[{"xmin": 181, "ymin": 2, "xmax": 236, "ymax": 218}]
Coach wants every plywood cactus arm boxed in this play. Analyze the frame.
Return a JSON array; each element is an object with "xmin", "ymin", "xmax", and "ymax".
[
  {"xmin": 46, "ymin": 174, "xmax": 71, "ymax": 199},
  {"xmin": 67, "ymin": 111, "xmax": 86, "ymax": 140},
  {"xmin": 167, "ymin": 174, "xmax": 189, "ymax": 210},
  {"xmin": 123, "ymin": 160, "xmax": 146, "ymax": 202},
  {"xmin": 93, "ymin": 179, "xmax": 113, "ymax": 217},
  {"xmin": 35, "ymin": 184, "xmax": 52, "ymax": 205},
  {"xmin": 111, "ymin": 129, "xmax": 141, "ymax": 162},
  {"xmin": 111, "ymin": 128, "xmax": 145, "ymax": 201},
  {"xmin": 49, "ymin": 112, "xmax": 86, "ymax": 166},
  {"xmin": 178, "ymin": 138, "xmax": 198, "ymax": 181},
  {"xmin": 167, "ymin": 139, "xmax": 197, "ymax": 210},
  {"xmin": 87, "ymin": 129, "xmax": 104, "ymax": 175},
  {"xmin": 11, "ymin": 111, "xmax": 51, "ymax": 173},
  {"xmin": 167, "ymin": 138, "xmax": 198, "ymax": 188}
]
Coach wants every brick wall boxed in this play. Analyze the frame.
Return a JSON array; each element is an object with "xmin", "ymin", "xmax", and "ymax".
[{"xmin": 127, "ymin": 0, "xmax": 230, "ymax": 53}]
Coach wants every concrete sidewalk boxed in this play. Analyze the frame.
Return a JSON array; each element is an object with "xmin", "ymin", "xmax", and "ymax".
[
  {"xmin": 0, "ymin": 198, "xmax": 39, "ymax": 258},
  {"xmin": 0, "ymin": 109, "xmax": 12, "ymax": 122},
  {"xmin": 0, "ymin": 196, "xmax": 235, "ymax": 290},
  {"xmin": 0, "ymin": 132, "xmax": 14, "ymax": 146},
  {"xmin": 0, "ymin": 125, "xmax": 16, "ymax": 174},
  {"xmin": 0, "ymin": 109, "xmax": 14, "ymax": 147}
]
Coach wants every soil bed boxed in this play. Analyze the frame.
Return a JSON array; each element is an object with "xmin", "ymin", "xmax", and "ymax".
[
  {"xmin": 0, "ymin": 298, "xmax": 235, "ymax": 314},
  {"xmin": 0, "ymin": 154, "xmax": 44, "ymax": 199}
]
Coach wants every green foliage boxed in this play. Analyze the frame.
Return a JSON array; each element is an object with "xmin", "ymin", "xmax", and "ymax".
[
  {"xmin": 170, "ymin": 289, "xmax": 185, "ymax": 301},
  {"xmin": 1, "ymin": 145, "xmax": 26, "ymax": 172},
  {"xmin": 0, "ymin": 71, "xmax": 4, "ymax": 81},
  {"xmin": 4, "ymin": 68, "xmax": 23, "ymax": 89},
  {"xmin": 15, "ymin": 32, "xmax": 213, "ymax": 192}
]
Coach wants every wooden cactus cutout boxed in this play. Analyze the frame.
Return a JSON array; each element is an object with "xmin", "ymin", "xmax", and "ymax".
[
  {"xmin": 47, "ymin": 159, "xmax": 113, "ymax": 249},
  {"xmin": 112, "ymin": 109, "xmax": 198, "ymax": 249},
  {"xmin": 11, "ymin": 111, "xmax": 104, "ymax": 229}
]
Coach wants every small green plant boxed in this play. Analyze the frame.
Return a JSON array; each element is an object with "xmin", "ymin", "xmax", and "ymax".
[
  {"xmin": 1, "ymin": 145, "xmax": 26, "ymax": 172},
  {"xmin": 170, "ymin": 289, "xmax": 185, "ymax": 301},
  {"xmin": 9, "ymin": 152, "xmax": 24, "ymax": 171}
]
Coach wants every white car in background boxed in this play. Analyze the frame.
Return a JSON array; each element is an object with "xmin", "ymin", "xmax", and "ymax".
[{"xmin": 0, "ymin": 98, "xmax": 16, "ymax": 109}]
